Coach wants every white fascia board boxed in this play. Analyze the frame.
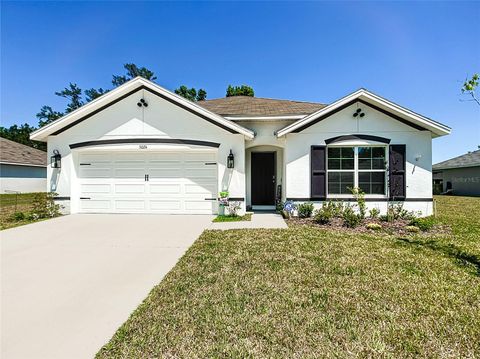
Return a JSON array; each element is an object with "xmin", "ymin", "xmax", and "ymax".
[
  {"xmin": 276, "ymin": 89, "xmax": 451, "ymax": 138},
  {"xmin": 0, "ymin": 161, "xmax": 47, "ymax": 168},
  {"xmin": 30, "ymin": 77, "xmax": 255, "ymax": 141}
]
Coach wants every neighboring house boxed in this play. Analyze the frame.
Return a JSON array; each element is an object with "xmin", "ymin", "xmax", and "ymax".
[
  {"xmin": 433, "ymin": 150, "xmax": 480, "ymax": 196},
  {"xmin": 30, "ymin": 77, "xmax": 451, "ymax": 216},
  {"xmin": 0, "ymin": 137, "xmax": 47, "ymax": 193}
]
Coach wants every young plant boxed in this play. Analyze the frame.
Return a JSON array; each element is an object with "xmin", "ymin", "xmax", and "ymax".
[
  {"xmin": 342, "ymin": 206, "xmax": 362, "ymax": 228},
  {"xmin": 297, "ymin": 202, "xmax": 314, "ymax": 218},
  {"xmin": 369, "ymin": 207, "xmax": 380, "ymax": 219},
  {"xmin": 349, "ymin": 187, "xmax": 366, "ymax": 219},
  {"xmin": 409, "ymin": 216, "xmax": 436, "ymax": 231}
]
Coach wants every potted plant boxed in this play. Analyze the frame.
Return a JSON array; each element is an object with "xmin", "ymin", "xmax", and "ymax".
[{"xmin": 218, "ymin": 191, "xmax": 229, "ymax": 216}]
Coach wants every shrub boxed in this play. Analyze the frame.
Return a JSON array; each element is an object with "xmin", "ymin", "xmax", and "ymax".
[
  {"xmin": 31, "ymin": 192, "xmax": 61, "ymax": 219},
  {"xmin": 349, "ymin": 187, "xmax": 366, "ymax": 219},
  {"xmin": 11, "ymin": 212, "xmax": 26, "ymax": 221},
  {"xmin": 369, "ymin": 208, "xmax": 380, "ymax": 219},
  {"xmin": 313, "ymin": 205, "xmax": 334, "ymax": 224},
  {"xmin": 322, "ymin": 201, "xmax": 344, "ymax": 218},
  {"xmin": 297, "ymin": 202, "xmax": 314, "ymax": 218},
  {"xmin": 366, "ymin": 222, "xmax": 382, "ymax": 231},
  {"xmin": 387, "ymin": 202, "xmax": 416, "ymax": 221},
  {"xmin": 343, "ymin": 207, "xmax": 362, "ymax": 228},
  {"xmin": 406, "ymin": 225, "xmax": 420, "ymax": 233},
  {"xmin": 409, "ymin": 216, "xmax": 436, "ymax": 231}
]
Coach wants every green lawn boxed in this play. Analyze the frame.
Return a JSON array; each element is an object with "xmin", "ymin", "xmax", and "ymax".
[
  {"xmin": 213, "ymin": 213, "xmax": 252, "ymax": 222},
  {"xmin": 0, "ymin": 193, "xmax": 40, "ymax": 230},
  {"xmin": 98, "ymin": 196, "xmax": 480, "ymax": 358}
]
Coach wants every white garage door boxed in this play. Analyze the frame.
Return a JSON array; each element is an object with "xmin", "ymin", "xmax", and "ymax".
[{"xmin": 77, "ymin": 151, "xmax": 218, "ymax": 214}]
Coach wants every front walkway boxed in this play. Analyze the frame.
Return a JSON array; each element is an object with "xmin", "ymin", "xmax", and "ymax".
[
  {"xmin": 210, "ymin": 212, "xmax": 287, "ymax": 230},
  {"xmin": 1, "ymin": 214, "xmax": 213, "ymax": 359}
]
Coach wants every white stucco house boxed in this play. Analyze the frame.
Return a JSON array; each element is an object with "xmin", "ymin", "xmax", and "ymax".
[{"xmin": 30, "ymin": 77, "xmax": 451, "ymax": 216}]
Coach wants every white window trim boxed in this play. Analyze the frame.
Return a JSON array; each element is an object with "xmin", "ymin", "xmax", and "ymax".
[{"xmin": 326, "ymin": 144, "xmax": 389, "ymax": 199}]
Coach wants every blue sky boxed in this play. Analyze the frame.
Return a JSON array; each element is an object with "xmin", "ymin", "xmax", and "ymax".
[{"xmin": 1, "ymin": 1, "xmax": 479, "ymax": 163}]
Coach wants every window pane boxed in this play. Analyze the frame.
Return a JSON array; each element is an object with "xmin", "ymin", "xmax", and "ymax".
[
  {"xmin": 328, "ymin": 158, "xmax": 340, "ymax": 169},
  {"xmin": 342, "ymin": 159, "xmax": 354, "ymax": 169},
  {"xmin": 358, "ymin": 158, "xmax": 371, "ymax": 170},
  {"xmin": 358, "ymin": 171, "xmax": 385, "ymax": 194},
  {"xmin": 328, "ymin": 147, "xmax": 341, "ymax": 158},
  {"xmin": 328, "ymin": 171, "xmax": 354, "ymax": 194},
  {"xmin": 328, "ymin": 182, "xmax": 340, "ymax": 194},
  {"xmin": 358, "ymin": 147, "xmax": 371, "ymax": 159},
  {"xmin": 340, "ymin": 172, "xmax": 354, "ymax": 193},
  {"xmin": 372, "ymin": 147, "xmax": 385, "ymax": 158},
  {"xmin": 341, "ymin": 147, "xmax": 354, "ymax": 158},
  {"xmin": 372, "ymin": 158, "xmax": 385, "ymax": 169}
]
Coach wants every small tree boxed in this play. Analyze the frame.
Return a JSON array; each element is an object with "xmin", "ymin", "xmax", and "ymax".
[
  {"xmin": 461, "ymin": 73, "xmax": 479, "ymax": 106},
  {"xmin": 226, "ymin": 85, "xmax": 254, "ymax": 97},
  {"xmin": 174, "ymin": 85, "xmax": 207, "ymax": 102}
]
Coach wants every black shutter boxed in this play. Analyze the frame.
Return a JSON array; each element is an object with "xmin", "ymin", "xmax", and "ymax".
[
  {"xmin": 389, "ymin": 144, "xmax": 406, "ymax": 200},
  {"xmin": 311, "ymin": 145, "xmax": 326, "ymax": 200}
]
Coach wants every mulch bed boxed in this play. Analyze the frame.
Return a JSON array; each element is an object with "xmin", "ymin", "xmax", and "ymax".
[{"xmin": 286, "ymin": 216, "xmax": 451, "ymax": 237}]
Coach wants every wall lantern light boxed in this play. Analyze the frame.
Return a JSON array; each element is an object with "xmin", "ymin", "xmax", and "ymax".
[
  {"xmin": 51, "ymin": 149, "xmax": 61, "ymax": 168},
  {"xmin": 227, "ymin": 150, "xmax": 234, "ymax": 169}
]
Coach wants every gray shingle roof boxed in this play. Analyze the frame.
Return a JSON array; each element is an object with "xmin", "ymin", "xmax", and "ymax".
[
  {"xmin": 197, "ymin": 96, "xmax": 326, "ymax": 117},
  {"xmin": 433, "ymin": 149, "xmax": 480, "ymax": 170},
  {"xmin": 0, "ymin": 137, "xmax": 47, "ymax": 167}
]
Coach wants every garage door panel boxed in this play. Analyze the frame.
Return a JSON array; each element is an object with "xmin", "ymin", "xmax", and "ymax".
[
  {"xmin": 114, "ymin": 183, "xmax": 146, "ymax": 194},
  {"xmin": 79, "ymin": 167, "xmax": 112, "ymax": 178},
  {"xmin": 149, "ymin": 168, "xmax": 182, "ymax": 178},
  {"xmin": 149, "ymin": 183, "xmax": 181, "ymax": 194},
  {"xmin": 114, "ymin": 168, "xmax": 145, "ymax": 178},
  {"xmin": 81, "ymin": 199, "xmax": 111, "ymax": 210},
  {"xmin": 81, "ymin": 184, "xmax": 111, "ymax": 194},
  {"xmin": 78, "ymin": 151, "xmax": 218, "ymax": 214},
  {"xmin": 115, "ymin": 200, "xmax": 146, "ymax": 210},
  {"xmin": 149, "ymin": 200, "xmax": 182, "ymax": 211}
]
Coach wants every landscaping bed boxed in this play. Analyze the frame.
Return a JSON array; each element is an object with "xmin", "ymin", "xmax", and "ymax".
[{"xmin": 287, "ymin": 216, "xmax": 451, "ymax": 236}]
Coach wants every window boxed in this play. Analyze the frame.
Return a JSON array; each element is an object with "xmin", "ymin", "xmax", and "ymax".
[{"xmin": 327, "ymin": 146, "xmax": 387, "ymax": 195}]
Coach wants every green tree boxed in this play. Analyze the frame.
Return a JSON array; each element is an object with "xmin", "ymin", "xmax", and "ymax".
[
  {"xmin": 84, "ymin": 87, "xmax": 108, "ymax": 102},
  {"xmin": 112, "ymin": 63, "xmax": 157, "ymax": 87},
  {"xmin": 55, "ymin": 83, "xmax": 84, "ymax": 113},
  {"xmin": 174, "ymin": 85, "xmax": 207, "ymax": 102},
  {"xmin": 226, "ymin": 84, "xmax": 254, "ymax": 97},
  {"xmin": 36, "ymin": 106, "xmax": 64, "ymax": 128},
  {"xmin": 461, "ymin": 73, "xmax": 479, "ymax": 106},
  {"xmin": 0, "ymin": 123, "xmax": 46, "ymax": 151}
]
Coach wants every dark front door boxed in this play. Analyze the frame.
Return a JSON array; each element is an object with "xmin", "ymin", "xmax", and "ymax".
[{"xmin": 251, "ymin": 152, "xmax": 275, "ymax": 205}]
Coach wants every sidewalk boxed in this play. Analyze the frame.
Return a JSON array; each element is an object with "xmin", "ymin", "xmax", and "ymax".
[{"xmin": 210, "ymin": 213, "xmax": 287, "ymax": 230}]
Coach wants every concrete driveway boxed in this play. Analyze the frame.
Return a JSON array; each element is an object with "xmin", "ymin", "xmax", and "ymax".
[{"xmin": 1, "ymin": 214, "xmax": 212, "ymax": 359}]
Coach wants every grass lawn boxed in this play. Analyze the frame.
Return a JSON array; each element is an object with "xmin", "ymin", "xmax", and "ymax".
[
  {"xmin": 98, "ymin": 196, "xmax": 480, "ymax": 358},
  {"xmin": 0, "ymin": 193, "xmax": 41, "ymax": 230},
  {"xmin": 213, "ymin": 213, "xmax": 252, "ymax": 222}
]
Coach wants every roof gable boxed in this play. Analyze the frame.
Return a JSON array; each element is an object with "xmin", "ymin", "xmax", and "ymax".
[
  {"xmin": 276, "ymin": 89, "xmax": 451, "ymax": 138},
  {"xmin": 30, "ymin": 78, "xmax": 255, "ymax": 141}
]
